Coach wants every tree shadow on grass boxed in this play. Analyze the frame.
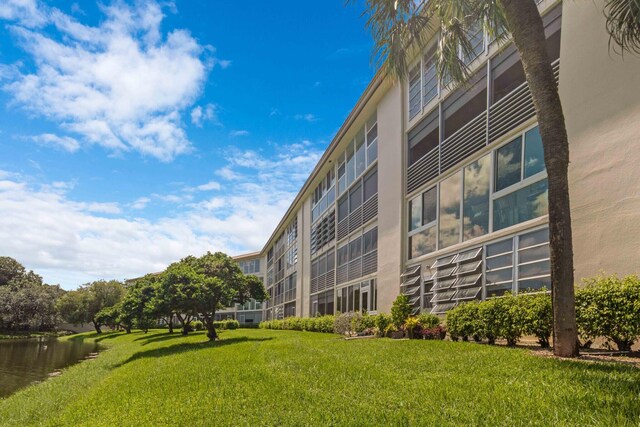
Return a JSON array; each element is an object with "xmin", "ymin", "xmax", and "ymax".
[
  {"xmin": 115, "ymin": 336, "xmax": 273, "ymax": 367},
  {"xmin": 134, "ymin": 331, "xmax": 206, "ymax": 346},
  {"xmin": 67, "ymin": 331, "xmax": 126, "ymax": 344}
]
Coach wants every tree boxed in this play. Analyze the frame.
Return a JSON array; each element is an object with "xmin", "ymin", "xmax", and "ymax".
[
  {"xmin": 160, "ymin": 252, "xmax": 268, "ymax": 341},
  {"xmin": 604, "ymin": 0, "xmax": 640, "ymax": 54},
  {"xmin": 356, "ymin": 0, "xmax": 640, "ymax": 357},
  {"xmin": 0, "ymin": 257, "xmax": 64, "ymax": 331},
  {"xmin": 57, "ymin": 280, "xmax": 125, "ymax": 333},
  {"xmin": 192, "ymin": 252, "xmax": 268, "ymax": 341}
]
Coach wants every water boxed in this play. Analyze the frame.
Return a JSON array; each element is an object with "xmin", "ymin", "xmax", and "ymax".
[{"xmin": 0, "ymin": 336, "xmax": 100, "ymax": 398}]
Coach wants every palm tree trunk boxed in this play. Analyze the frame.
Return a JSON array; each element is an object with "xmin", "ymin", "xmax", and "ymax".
[{"xmin": 498, "ymin": 0, "xmax": 578, "ymax": 357}]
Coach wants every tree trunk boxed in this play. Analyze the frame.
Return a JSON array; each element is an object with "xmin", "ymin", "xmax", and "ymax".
[
  {"xmin": 499, "ymin": 0, "xmax": 578, "ymax": 357},
  {"xmin": 168, "ymin": 317, "xmax": 173, "ymax": 334},
  {"xmin": 125, "ymin": 325, "xmax": 131, "ymax": 334},
  {"xmin": 92, "ymin": 320, "xmax": 102, "ymax": 334},
  {"xmin": 203, "ymin": 314, "xmax": 218, "ymax": 341}
]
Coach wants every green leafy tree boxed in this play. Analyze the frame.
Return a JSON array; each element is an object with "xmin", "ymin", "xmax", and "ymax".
[
  {"xmin": 0, "ymin": 257, "xmax": 64, "ymax": 331},
  {"xmin": 191, "ymin": 252, "xmax": 268, "ymax": 341},
  {"xmin": 57, "ymin": 280, "xmax": 125, "ymax": 333},
  {"xmin": 161, "ymin": 259, "xmax": 201, "ymax": 335}
]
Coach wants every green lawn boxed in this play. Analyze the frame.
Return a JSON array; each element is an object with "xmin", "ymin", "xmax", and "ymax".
[{"xmin": 1, "ymin": 329, "xmax": 639, "ymax": 426}]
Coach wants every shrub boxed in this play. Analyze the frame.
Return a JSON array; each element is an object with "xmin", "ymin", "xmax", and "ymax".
[
  {"xmin": 417, "ymin": 313, "xmax": 440, "ymax": 329},
  {"xmin": 224, "ymin": 319, "xmax": 239, "ymax": 330},
  {"xmin": 374, "ymin": 313, "xmax": 392, "ymax": 337},
  {"xmin": 332, "ymin": 312, "xmax": 375, "ymax": 336},
  {"xmin": 189, "ymin": 320, "xmax": 203, "ymax": 331},
  {"xmin": 404, "ymin": 316, "xmax": 421, "ymax": 339},
  {"xmin": 575, "ymin": 274, "xmax": 640, "ymax": 351},
  {"xmin": 477, "ymin": 298, "xmax": 501, "ymax": 345},
  {"xmin": 391, "ymin": 294, "xmax": 412, "ymax": 328},
  {"xmin": 446, "ymin": 302, "xmax": 480, "ymax": 341},
  {"xmin": 492, "ymin": 294, "xmax": 525, "ymax": 346},
  {"xmin": 419, "ymin": 325, "xmax": 447, "ymax": 340},
  {"xmin": 519, "ymin": 291, "xmax": 552, "ymax": 347}
]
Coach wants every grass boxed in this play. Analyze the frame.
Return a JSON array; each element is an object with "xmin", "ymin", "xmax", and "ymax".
[{"xmin": 1, "ymin": 329, "xmax": 639, "ymax": 426}]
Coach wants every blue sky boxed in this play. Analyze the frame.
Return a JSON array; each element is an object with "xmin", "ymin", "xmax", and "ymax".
[{"xmin": 0, "ymin": 0, "xmax": 375, "ymax": 289}]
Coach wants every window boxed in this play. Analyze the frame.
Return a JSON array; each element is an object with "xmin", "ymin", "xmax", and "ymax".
[
  {"xmin": 422, "ymin": 45, "xmax": 437, "ymax": 106},
  {"xmin": 409, "ymin": 63, "xmax": 422, "ymax": 119},
  {"xmin": 408, "ymin": 110, "xmax": 439, "ymax": 166},
  {"xmin": 438, "ymin": 171, "xmax": 462, "ymax": 249},
  {"xmin": 338, "ymin": 162, "xmax": 346, "ymax": 195},
  {"xmin": 337, "ymin": 244, "xmax": 349, "ymax": 267},
  {"xmin": 495, "ymin": 136, "xmax": 522, "ymax": 192},
  {"xmin": 349, "ymin": 183, "xmax": 362, "ymax": 213},
  {"xmin": 408, "ymin": 185, "xmax": 437, "ymax": 259},
  {"xmin": 463, "ymin": 154, "xmax": 490, "ymax": 240},
  {"xmin": 523, "ymin": 127, "xmax": 544, "ymax": 178},
  {"xmin": 338, "ymin": 195, "xmax": 349, "ymax": 222},
  {"xmin": 517, "ymin": 228, "xmax": 550, "ymax": 292},
  {"xmin": 485, "ymin": 238, "xmax": 514, "ymax": 297},
  {"xmin": 409, "ymin": 227, "xmax": 436, "ymax": 259},
  {"xmin": 463, "ymin": 20, "xmax": 485, "ymax": 64},
  {"xmin": 443, "ymin": 68, "xmax": 487, "ymax": 139},
  {"xmin": 493, "ymin": 179, "xmax": 548, "ymax": 231},
  {"xmin": 422, "ymin": 187, "xmax": 437, "ymax": 225},
  {"xmin": 366, "ymin": 114, "xmax": 378, "ymax": 166},
  {"xmin": 349, "ymin": 237, "xmax": 362, "ymax": 259},
  {"xmin": 363, "ymin": 227, "xmax": 378, "ymax": 254},
  {"xmin": 409, "ymin": 195, "xmax": 422, "ymax": 231},
  {"xmin": 346, "ymin": 143, "xmax": 355, "ymax": 186},
  {"xmin": 355, "ymin": 128, "xmax": 366, "ymax": 177},
  {"xmin": 491, "ymin": 44, "xmax": 526, "ymax": 104},
  {"xmin": 310, "ymin": 289, "xmax": 334, "ymax": 317},
  {"xmin": 363, "ymin": 168, "xmax": 378, "ymax": 201}
]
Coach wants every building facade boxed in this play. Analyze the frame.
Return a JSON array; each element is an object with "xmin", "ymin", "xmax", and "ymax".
[{"xmin": 231, "ymin": 0, "xmax": 640, "ymax": 319}]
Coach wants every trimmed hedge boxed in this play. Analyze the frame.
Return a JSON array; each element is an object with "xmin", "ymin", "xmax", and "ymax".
[
  {"xmin": 446, "ymin": 274, "xmax": 640, "ymax": 351},
  {"xmin": 259, "ymin": 315, "xmax": 335, "ymax": 333},
  {"xmin": 447, "ymin": 292, "xmax": 548, "ymax": 347},
  {"xmin": 213, "ymin": 319, "xmax": 240, "ymax": 330},
  {"xmin": 576, "ymin": 274, "xmax": 640, "ymax": 351}
]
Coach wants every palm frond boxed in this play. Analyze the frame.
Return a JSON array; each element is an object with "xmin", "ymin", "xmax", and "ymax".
[
  {"xmin": 352, "ymin": 0, "xmax": 435, "ymax": 81},
  {"xmin": 604, "ymin": 0, "xmax": 640, "ymax": 55}
]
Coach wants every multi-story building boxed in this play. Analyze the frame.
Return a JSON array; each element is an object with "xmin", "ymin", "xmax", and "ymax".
[
  {"xmin": 215, "ymin": 252, "xmax": 265, "ymax": 325},
  {"xmin": 236, "ymin": 0, "xmax": 639, "ymax": 319}
]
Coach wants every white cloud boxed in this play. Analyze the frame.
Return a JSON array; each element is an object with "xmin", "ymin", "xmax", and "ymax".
[
  {"xmin": 0, "ymin": 0, "xmax": 46, "ymax": 28},
  {"xmin": 131, "ymin": 197, "xmax": 151, "ymax": 210},
  {"xmin": 0, "ymin": 1, "xmax": 229, "ymax": 161},
  {"xmin": 294, "ymin": 113, "xmax": 318, "ymax": 122},
  {"xmin": 216, "ymin": 166, "xmax": 242, "ymax": 181},
  {"xmin": 229, "ymin": 130, "xmax": 249, "ymax": 137},
  {"xmin": 196, "ymin": 181, "xmax": 221, "ymax": 191},
  {"xmin": 190, "ymin": 104, "xmax": 219, "ymax": 127},
  {"xmin": 31, "ymin": 133, "xmax": 80, "ymax": 152}
]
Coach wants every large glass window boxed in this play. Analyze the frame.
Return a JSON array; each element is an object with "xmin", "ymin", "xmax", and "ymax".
[
  {"xmin": 349, "ymin": 237, "xmax": 362, "ymax": 259},
  {"xmin": 463, "ymin": 154, "xmax": 491, "ymax": 240},
  {"xmin": 422, "ymin": 45, "xmax": 437, "ymax": 105},
  {"xmin": 366, "ymin": 115, "xmax": 378, "ymax": 166},
  {"xmin": 493, "ymin": 179, "xmax": 548, "ymax": 231},
  {"xmin": 438, "ymin": 171, "xmax": 462, "ymax": 249},
  {"xmin": 495, "ymin": 136, "xmax": 522, "ymax": 192},
  {"xmin": 363, "ymin": 227, "xmax": 378, "ymax": 254},
  {"xmin": 523, "ymin": 127, "xmax": 545, "ymax": 178},
  {"xmin": 337, "ymin": 244, "xmax": 348, "ymax": 267},
  {"xmin": 422, "ymin": 187, "xmax": 437, "ymax": 225},
  {"xmin": 346, "ymin": 143, "xmax": 355, "ymax": 186},
  {"xmin": 409, "ymin": 195, "xmax": 422, "ymax": 231},
  {"xmin": 410, "ymin": 227, "xmax": 436, "ymax": 259}
]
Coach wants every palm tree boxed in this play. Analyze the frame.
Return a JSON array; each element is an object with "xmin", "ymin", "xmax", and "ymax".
[
  {"xmin": 605, "ymin": 0, "xmax": 640, "ymax": 54},
  {"xmin": 352, "ymin": 0, "xmax": 635, "ymax": 357},
  {"xmin": 356, "ymin": 0, "xmax": 640, "ymax": 357}
]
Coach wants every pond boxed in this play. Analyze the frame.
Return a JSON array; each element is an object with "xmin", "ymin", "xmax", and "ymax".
[{"xmin": 0, "ymin": 336, "xmax": 100, "ymax": 398}]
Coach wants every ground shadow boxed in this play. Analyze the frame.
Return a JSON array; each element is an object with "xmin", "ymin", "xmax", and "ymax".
[
  {"xmin": 67, "ymin": 331, "xmax": 126, "ymax": 343},
  {"xmin": 116, "ymin": 336, "xmax": 273, "ymax": 367},
  {"xmin": 133, "ymin": 331, "xmax": 203, "ymax": 346}
]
